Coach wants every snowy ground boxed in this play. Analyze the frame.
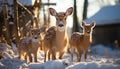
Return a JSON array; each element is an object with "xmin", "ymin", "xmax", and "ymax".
[{"xmin": 0, "ymin": 44, "xmax": 120, "ymax": 69}]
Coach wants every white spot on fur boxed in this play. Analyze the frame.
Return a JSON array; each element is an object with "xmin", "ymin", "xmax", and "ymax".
[
  {"xmin": 58, "ymin": 26, "xmax": 65, "ymax": 32},
  {"xmin": 59, "ymin": 21, "xmax": 63, "ymax": 25}
]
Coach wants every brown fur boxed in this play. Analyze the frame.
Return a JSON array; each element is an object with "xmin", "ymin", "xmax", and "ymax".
[
  {"xmin": 43, "ymin": 7, "xmax": 73, "ymax": 62},
  {"xmin": 42, "ymin": 26, "xmax": 56, "ymax": 62},
  {"xmin": 39, "ymin": 26, "xmax": 48, "ymax": 50},
  {"xmin": 69, "ymin": 21, "xmax": 95, "ymax": 62}
]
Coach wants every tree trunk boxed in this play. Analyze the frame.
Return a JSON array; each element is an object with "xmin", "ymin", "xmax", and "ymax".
[
  {"xmin": 72, "ymin": 0, "xmax": 79, "ymax": 32},
  {"xmin": 14, "ymin": 0, "xmax": 19, "ymax": 47},
  {"xmin": 3, "ymin": 5, "xmax": 10, "ymax": 44},
  {"xmin": 83, "ymin": 0, "xmax": 88, "ymax": 20}
]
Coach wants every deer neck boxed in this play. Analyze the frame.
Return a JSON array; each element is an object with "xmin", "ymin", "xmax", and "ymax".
[
  {"xmin": 83, "ymin": 32, "xmax": 92, "ymax": 43},
  {"xmin": 56, "ymin": 28, "xmax": 67, "ymax": 44}
]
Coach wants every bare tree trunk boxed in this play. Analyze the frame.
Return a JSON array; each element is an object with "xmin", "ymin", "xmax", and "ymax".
[
  {"xmin": 83, "ymin": 0, "xmax": 88, "ymax": 20},
  {"xmin": 3, "ymin": 5, "xmax": 10, "ymax": 44},
  {"xmin": 72, "ymin": 0, "xmax": 79, "ymax": 32},
  {"xmin": 33, "ymin": 0, "xmax": 42, "ymax": 28},
  {"xmin": 14, "ymin": 0, "xmax": 19, "ymax": 47},
  {"xmin": 47, "ymin": 0, "xmax": 50, "ymax": 28},
  {"xmin": 17, "ymin": 1, "xmax": 34, "ymax": 28},
  {"xmin": 43, "ymin": 6, "xmax": 47, "ymax": 26},
  {"xmin": 21, "ymin": 12, "xmax": 26, "ymax": 37}
]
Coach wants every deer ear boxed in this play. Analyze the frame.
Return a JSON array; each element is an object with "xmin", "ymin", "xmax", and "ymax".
[
  {"xmin": 90, "ymin": 21, "xmax": 96, "ymax": 27},
  {"xmin": 49, "ymin": 8, "xmax": 57, "ymax": 16},
  {"xmin": 66, "ymin": 7, "xmax": 73, "ymax": 16},
  {"xmin": 81, "ymin": 21, "xmax": 86, "ymax": 27}
]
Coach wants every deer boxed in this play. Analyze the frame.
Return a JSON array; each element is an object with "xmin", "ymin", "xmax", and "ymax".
[
  {"xmin": 19, "ymin": 28, "xmax": 41, "ymax": 62},
  {"xmin": 18, "ymin": 37, "xmax": 30, "ymax": 62},
  {"xmin": 43, "ymin": 7, "xmax": 73, "ymax": 62},
  {"xmin": 69, "ymin": 21, "xmax": 96, "ymax": 62}
]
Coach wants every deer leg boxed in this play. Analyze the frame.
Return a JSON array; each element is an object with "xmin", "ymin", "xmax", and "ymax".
[
  {"xmin": 84, "ymin": 51, "xmax": 87, "ymax": 61},
  {"xmin": 48, "ymin": 50, "xmax": 52, "ymax": 61},
  {"xmin": 76, "ymin": 49, "xmax": 82, "ymax": 62},
  {"xmin": 70, "ymin": 46, "xmax": 74, "ymax": 61},
  {"xmin": 76, "ymin": 52, "xmax": 80, "ymax": 62},
  {"xmin": 52, "ymin": 53, "xmax": 56, "ymax": 60},
  {"xmin": 40, "ymin": 41, "xmax": 42, "ymax": 50},
  {"xmin": 59, "ymin": 51, "xmax": 64, "ymax": 59},
  {"xmin": 25, "ymin": 53, "xmax": 27, "ymax": 62},
  {"xmin": 79, "ymin": 51, "xmax": 82, "ymax": 62},
  {"xmin": 28, "ymin": 53, "xmax": 32, "ymax": 62},
  {"xmin": 52, "ymin": 50, "xmax": 56, "ymax": 60},
  {"xmin": 44, "ymin": 51, "xmax": 47, "ymax": 62},
  {"xmin": 34, "ymin": 52, "xmax": 38, "ymax": 62}
]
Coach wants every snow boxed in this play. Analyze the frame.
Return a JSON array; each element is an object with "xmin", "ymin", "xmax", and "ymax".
[
  {"xmin": 28, "ymin": 60, "xmax": 67, "ymax": 69},
  {"xmin": 0, "ymin": 59, "xmax": 25, "ymax": 69},
  {"xmin": 67, "ymin": 61, "xmax": 120, "ymax": 69},
  {"xmin": 0, "ymin": 43, "xmax": 14, "ymax": 59},
  {"xmin": 0, "ymin": 43, "xmax": 120, "ymax": 69},
  {"xmin": 90, "ymin": 44, "xmax": 120, "ymax": 58},
  {"xmin": 85, "ymin": 4, "xmax": 120, "ymax": 26},
  {"xmin": 18, "ymin": 0, "xmax": 35, "ymax": 6}
]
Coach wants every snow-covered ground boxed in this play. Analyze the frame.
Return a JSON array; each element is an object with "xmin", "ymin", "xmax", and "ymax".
[{"xmin": 0, "ymin": 44, "xmax": 120, "ymax": 69}]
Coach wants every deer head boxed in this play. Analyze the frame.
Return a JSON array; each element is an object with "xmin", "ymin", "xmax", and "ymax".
[
  {"xmin": 49, "ymin": 7, "xmax": 73, "ymax": 32},
  {"xmin": 81, "ymin": 21, "xmax": 96, "ymax": 36},
  {"xmin": 31, "ymin": 28, "xmax": 40, "ymax": 42}
]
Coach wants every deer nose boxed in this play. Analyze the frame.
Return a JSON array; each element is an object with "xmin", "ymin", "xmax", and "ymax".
[
  {"xmin": 58, "ymin": 24, "xmax": 64, "ymax": 27},
  {"xmin": 87, "ymin": 31, "xmax": 90, "ymax": 33},
  {"xmin": 34, "ymin": 37, "xmax": 38, "ymax": 39}
]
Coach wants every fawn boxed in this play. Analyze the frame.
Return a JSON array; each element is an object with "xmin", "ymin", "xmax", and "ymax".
[
  {"xmin": 43, "ymin": 7, "xmax": 73, "ymax": 62},
  {"xmin": 69, "ymin": 21, "xmax": 95, "ymax": 62},
  {"xmin": 19, "ymin": 28, "xmax": 41, "ymax": 62}
]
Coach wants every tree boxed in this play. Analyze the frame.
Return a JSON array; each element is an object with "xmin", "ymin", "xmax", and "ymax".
[
  {"xmin": 14, "ymin": 0, "xmax": 19, "ymax": 47},
  {"xmin": 83, "ymin": 0, "xmax": 88, "ymax": 20},
  {"xmin": 72, "ymin": 0, "xmax": 79, "ymax": 32}
]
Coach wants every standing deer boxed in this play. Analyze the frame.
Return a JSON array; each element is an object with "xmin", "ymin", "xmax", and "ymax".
[
  {"xmin": 43, "ymin": 7, "xmax": 73, "ymax": 62},
  {"xmin": 18, "ymin": 36, "xmax": 31, "ymax": 62},
  {"xmin": 19, "ymin": 28, "xmax": 41, "ymax": 62},
  {"xmin": 28, "ymin": 28, "xmax": 41, "ymax": 62},
  {"xmin": 69, "ymin": 21, "xmax": 95, "ymax": 62}
]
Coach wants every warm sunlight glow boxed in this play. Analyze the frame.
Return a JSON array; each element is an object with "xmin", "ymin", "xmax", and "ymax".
[{"xmin": 41, "ymin": 0, "xmax": 117, "ymax": 28}]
